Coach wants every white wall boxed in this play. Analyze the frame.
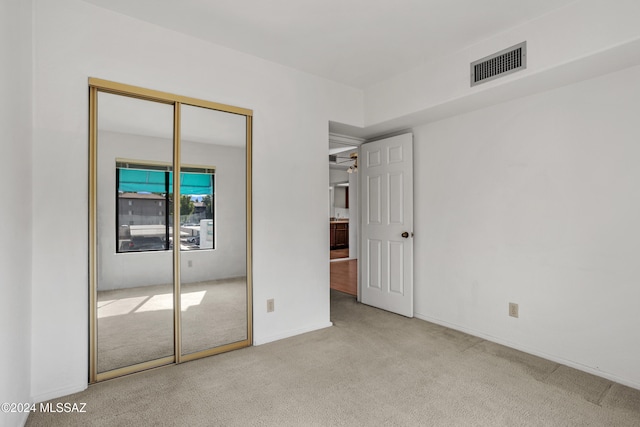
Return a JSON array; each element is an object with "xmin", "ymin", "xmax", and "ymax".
[
  {"xmin": 97, "ymin": 131, "xmax": 246, "ymax": 290},
  {"xmin": 0, "ymin": 0, "xmax": 32, "ymax": 426},
  {"xmin": 413, "ymin": 64, "xmax": 640, "ymax": 389},
  {"xmin": 329, "ymin": 168, "xmax": 349, "ymax": 184},
  {"xmin": 31, "ymin": 0, "xmax": 363, "ymax": 402}
]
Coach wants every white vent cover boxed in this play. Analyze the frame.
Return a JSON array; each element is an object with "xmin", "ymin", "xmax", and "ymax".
[{"xmin": 471, "ymin": 42, "xmax": 526, "ymax": 87}]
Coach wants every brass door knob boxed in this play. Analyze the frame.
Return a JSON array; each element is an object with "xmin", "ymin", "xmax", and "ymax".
[{"xmin": 401, "ymin": 232, "xmax": 409, "ymax": 238}]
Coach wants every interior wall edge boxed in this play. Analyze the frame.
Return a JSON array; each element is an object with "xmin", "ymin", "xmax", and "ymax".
[
  {"xmin": 410, "ymin": 64, "xmax": 640, "ymax": 392},
  {"xmin": 15, "ymin": 413, "xmax": 29, "ymax": 427},
  {"xmin": 0, "ymin": 1, "xmax": 33, "ymax": 426},
  {"xmin": 414, "ymin": 312, "xmax": 640, "ymax": 391},
  {"xmin": 30, "ymin": 383, "xmax": 87, "ymax": 405},
  {"xmin": 253, "ymin": 321, "xmax": 333, "ymax": 346}
]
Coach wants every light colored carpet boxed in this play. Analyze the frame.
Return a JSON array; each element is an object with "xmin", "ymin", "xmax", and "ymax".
[
  {"xmin": 28, "ymin": 290, "xmax": 640, "ymax": 426},
  {"xmin": 97, "ymin": 278, "xmax": 247, "ymax": 373}
]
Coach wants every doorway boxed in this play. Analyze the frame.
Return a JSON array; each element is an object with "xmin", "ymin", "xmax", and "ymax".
[{"xmin": 329, "ymin": 134, "xmax": 362, "ymax": 296}]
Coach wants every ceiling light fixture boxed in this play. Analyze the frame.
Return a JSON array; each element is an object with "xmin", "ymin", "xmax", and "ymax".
[{"xmin": 347, "ymin": 152, "xmax": 358, "ymax": 174}]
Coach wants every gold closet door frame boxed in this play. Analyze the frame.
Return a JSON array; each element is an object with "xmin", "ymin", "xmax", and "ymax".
[{"xmin": 88, "ymin": 78, "xmax": 253, "ymax": 383}]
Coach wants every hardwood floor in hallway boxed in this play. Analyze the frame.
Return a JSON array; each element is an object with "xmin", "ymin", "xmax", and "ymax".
[
  {"xmin": 330, "ymin": 248, "xmax": 350, "ymax": 259},
  {"xmin": 330, "ymin": 259, "xmax": 357, "ymax": 296}
]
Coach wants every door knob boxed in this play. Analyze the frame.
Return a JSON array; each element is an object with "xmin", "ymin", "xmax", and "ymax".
[{"xmin": 401, "ymin": 232, "xmax": 409, "ymax": 238}]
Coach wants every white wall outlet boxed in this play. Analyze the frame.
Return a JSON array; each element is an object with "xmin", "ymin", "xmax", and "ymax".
[
  {"xmin": 187, "ymin": 260, "xmax": 193, "ymax": 267},
  {"xmin": 267, "ymin": 298, "xmax": 275, "ymax": 313},
  {"xmin": 509, "ymin": 302, "xmax": 519, "ymax": 318}
]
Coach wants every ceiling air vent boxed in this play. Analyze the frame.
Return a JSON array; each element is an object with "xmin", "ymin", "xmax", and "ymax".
[
  {"xmin": 471, "ymin": 41, "xmax": 526, "ymax": 87},
  {"xmin": 329, "ymin": 154, "xmax": 337, "ymax": 163}
]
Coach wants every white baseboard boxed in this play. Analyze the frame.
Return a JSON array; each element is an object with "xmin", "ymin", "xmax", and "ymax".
[
  {"xmin": 414, "ymin": 312, "xmax": 640, "ymax": 391},
  {"xmin": 31, "ymin": 383, "xmax": 87, "ymax": 404},
  {"xmin": 254, "ymin": 321, "xmax": 333, "ymax": 346},
  {"xmin": 17, "ymin": 411, "xmax": 29, "ymax": 427}
]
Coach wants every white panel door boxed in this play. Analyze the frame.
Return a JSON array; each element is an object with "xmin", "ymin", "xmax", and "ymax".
[{"xmin": 360, "ymin": 133, "xmax": 413, "ymax": 317}]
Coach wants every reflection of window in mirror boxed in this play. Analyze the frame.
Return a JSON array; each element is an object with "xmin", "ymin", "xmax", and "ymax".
[{"xmin": 115, "ymin": 160, "xmax": 215, "ymax": 253}]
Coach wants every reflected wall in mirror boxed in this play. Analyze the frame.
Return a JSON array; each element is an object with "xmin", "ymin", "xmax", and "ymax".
[
  {"xmin": 90, "ymin": 79, "xmax": 253, "ymax": 382},
  {"xmin": 96, "ymin": 92, "xmax": 175, "ymax": 374}
]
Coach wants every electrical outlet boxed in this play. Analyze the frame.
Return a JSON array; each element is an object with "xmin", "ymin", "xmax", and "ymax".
[
  {"xmin": 267, "ymin": 299, "xmax": 275, "ymax": 313},
  {"xmin": 509, "ymin": 302, "xmax": 519, "ymax": 318},
  {"xmin": 187, "ymin": 260, "xmax": 193, "ymax": 267}
]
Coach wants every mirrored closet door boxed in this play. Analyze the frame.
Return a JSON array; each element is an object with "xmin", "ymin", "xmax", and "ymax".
[
  {"xmin": 89, "ymin": 79, "xmax": 252, "ymax": 382},
  {"xmin": 179, "ymin": 105, "xmax": 249, "ymax": 360}
]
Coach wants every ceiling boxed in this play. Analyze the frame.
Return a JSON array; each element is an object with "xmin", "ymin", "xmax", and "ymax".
[{"xmin": 82, "ymin": 0, "xmax": 576, "ymax": 89}]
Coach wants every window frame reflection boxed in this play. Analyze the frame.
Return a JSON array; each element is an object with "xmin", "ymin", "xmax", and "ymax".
[{"xmin": 115, "ymin": 160, "xmax": 216, "ymax": 253}]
